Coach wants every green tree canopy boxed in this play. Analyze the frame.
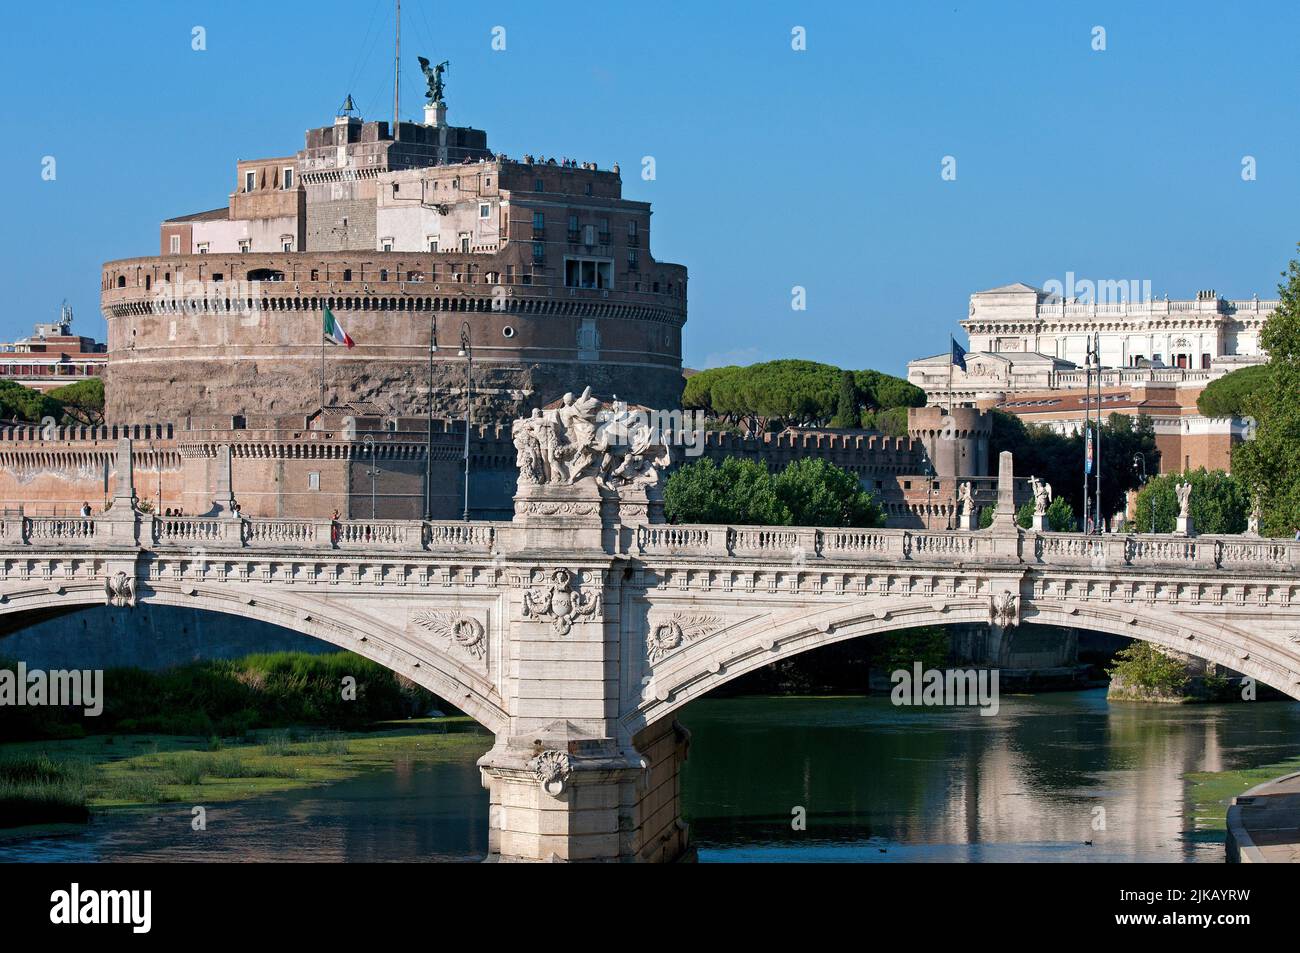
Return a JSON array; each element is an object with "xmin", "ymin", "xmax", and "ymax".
[
  {"xmin": 664, "ymin": 457, "xmax": 884, "ymax": 528},
  {"xmin": 683, "ymin": 360, "xmax": 922, "ymax": 433},
  {"xmin": 1196, "ymin": 364, "xmax": 1268, "ymax": 418},
  {"xmin": 1133, "ymin": 468, "xmax": 1249, "ymax": 535},
  {"xmin": 47, "ymin": 378, "xmax": 105, "ymax": 426},
  {"xmin": 1233, "ymin": 245, "xmax": 1300, "ymax": 536},
  {"xmin": 0, "ymin": 381, "xmax": 62, "ymax": 424}
]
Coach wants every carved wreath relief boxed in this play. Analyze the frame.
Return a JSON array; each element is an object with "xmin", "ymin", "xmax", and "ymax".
[
  {"xmin": 523, "ymin": 569, "xmax": 599, "ymax": 635},
  {"xmin": 646, "ymin": 612, "xmax": 724, "ymax": 663},
  {"xmin": 105, "ymin": 571, "xmax": 136, "ymax": 608},
  {"xmin": 412, "ymin": 611, "xmax": 487, "ymax": 660}
]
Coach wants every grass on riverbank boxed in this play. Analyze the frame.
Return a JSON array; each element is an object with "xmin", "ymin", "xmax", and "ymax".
[
  {"xmin": 0, "ymin": 719, "xmax": 488, "ymax": 829},
  {"xmin": 1186, "ymin": 755, "xmax": 1300, "ymax": 832}
]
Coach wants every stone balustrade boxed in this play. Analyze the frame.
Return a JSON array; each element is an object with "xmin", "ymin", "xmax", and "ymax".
[
  {"xmin": 4, "ymin": 508, "xmax": 1298, "ymax": 571},
  {"xmin": 632, "ymin": 521, "xmax": 1300, "ymax": 570},
  {"xmin": 10, "ymin": 513, "xmax": 502, "ymax": 555}
]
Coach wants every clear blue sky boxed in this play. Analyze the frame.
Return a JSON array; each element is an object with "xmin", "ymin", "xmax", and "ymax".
[{"xmin": 3, "ymin": 0, "xmax": 1298, "ymax": 376}]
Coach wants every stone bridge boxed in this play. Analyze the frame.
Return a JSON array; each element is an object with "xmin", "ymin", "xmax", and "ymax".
[{"xmin": 2, "ymin": 439, "xmax": 1299, "ymax": 862}]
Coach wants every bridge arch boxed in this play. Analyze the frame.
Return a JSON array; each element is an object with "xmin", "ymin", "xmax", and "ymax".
[
  {"xmin": 626, "ymin": 596, "xmax": 1300, "ymax": 735},
  {"xmin": 0, "ymin": 579, "xmax": 508, "ymax": 734}
]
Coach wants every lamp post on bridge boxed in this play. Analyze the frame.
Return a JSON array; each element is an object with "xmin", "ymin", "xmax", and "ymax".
[
  {"xmin": 458, "ymin": 321, "xmax": 472, "ymax": 522},
  {"xmin": 363, "ymin": 434, "xmax": 378, "ymax": 520},
  {"xmin": 1133, "ymin": 452, "xmax": 1153, "ymax": 535},
  {"xmin": 425, "ymin": 313, "xmax": 438, "ymax": 521}
]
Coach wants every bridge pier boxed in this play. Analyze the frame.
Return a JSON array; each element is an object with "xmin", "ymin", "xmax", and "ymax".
[{"xmin": 478, "ymin": 719, "xmax": 690, "ymax": 863}]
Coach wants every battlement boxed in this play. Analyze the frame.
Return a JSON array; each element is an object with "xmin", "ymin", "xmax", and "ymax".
[{"xmin": 0, "ymin": 423, "xmax": 175, "ymax": 443}]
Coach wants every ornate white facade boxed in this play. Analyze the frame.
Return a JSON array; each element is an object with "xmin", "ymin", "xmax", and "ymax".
[{"xmin": 909, "ymin": 283, "xmax": 1272, "ymax": 406}]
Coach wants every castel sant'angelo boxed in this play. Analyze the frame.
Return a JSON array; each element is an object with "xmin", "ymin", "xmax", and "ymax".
[
  {"xmin": 102, "ymin": 79, "xmax": 687, "ymax": 423},
  {"xmin": 0, "ymin": 63, "xmax": 991, "ymax": 524}
]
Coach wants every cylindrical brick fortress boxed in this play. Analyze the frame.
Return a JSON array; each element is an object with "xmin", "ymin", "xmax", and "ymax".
[{"xmin": 101, "ymin": 250, "xmax": 688, "ymax": 423}]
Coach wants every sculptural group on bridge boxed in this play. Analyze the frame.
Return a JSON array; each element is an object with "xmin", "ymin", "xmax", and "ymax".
[{"xmin": 511, "ymin": 387, "xmax": 672, "ymax": 490}]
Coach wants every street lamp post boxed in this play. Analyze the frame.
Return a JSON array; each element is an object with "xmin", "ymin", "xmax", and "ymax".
[
  {"xmin": 425, "ymin": 314, "xmax": 437, "ymax": 521},
  {"xmin": 1133, "ymin": 453, "xmax": 1153, "ymax": 534},
  {"xmin": 363, "ymin": 434, "xmax": 377, "ymax": 520},
  {"xmin": 458, "ymin": 321, "xmax": 472, "ymax": 522}
]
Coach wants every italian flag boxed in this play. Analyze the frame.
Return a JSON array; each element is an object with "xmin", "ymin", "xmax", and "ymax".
[{"xmin": 323, "ymin": 307, "xmax": 355, "ymax": 348}]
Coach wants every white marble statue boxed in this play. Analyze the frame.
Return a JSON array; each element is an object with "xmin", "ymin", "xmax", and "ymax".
[
  {"xmin": 1030, "ymin": 476, "xmax": 1051, "ymax": 516},
  {"xmin": 1176, "ymin": 481, "xmax": 1192, "ymax": 519},
  {"xmin": 514, "ymin": 387, "xmax": 672, "ymax": 489}
]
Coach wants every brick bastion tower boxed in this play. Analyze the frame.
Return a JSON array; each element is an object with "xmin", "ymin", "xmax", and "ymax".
[{"xmin": 100, "ymin": 95, "xmax": 687, "ymax": 424}]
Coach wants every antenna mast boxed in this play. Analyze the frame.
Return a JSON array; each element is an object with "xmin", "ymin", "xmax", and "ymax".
[{"xmin": 393, "ymin": 0, "xmax": 401, "ymax": 141}]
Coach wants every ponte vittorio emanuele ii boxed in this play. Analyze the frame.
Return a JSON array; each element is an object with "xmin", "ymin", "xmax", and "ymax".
[{"xmin": 1, "ymin": 398, "xmax": 1299, "ymax": 863}]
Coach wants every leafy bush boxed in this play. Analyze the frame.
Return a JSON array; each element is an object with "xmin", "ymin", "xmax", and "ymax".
[{"xmin": 1107, "ymin": 642, "xmax": 1190, "ymax": 696}]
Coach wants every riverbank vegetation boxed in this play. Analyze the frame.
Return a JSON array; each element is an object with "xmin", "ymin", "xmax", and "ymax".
[
  {"xmin": 0, "ymin": 649, "xmax": 467, "ymax": 828},
  {"xmin": 0, "ymin": 651, "xmax": 442, "ymax": 742},
  {"xmin": 0, "ymin": 721, "xmax": 487, "ymax": 830}
]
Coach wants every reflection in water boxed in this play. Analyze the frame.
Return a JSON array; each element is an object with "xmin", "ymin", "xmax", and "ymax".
[
  {"xmin": 3, "ymin": 690, "xmax": 1297, "ymax": 862},
  {"xmin": 680, "ymin": 689, "xmax": 1300, "ymax": 863}
]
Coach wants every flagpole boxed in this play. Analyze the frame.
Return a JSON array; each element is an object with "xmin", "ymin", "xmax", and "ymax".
[
  {"xmin": 320, "ymin": 326, "xmax": 326, "ymax": 411},
  {"xmin": 1094, "ymin": 331, "xmax": 1102, "ymax": 533},
  {"xmin": 1082, "ymin": 337, "xmax": 1090, "ymax": 533}
]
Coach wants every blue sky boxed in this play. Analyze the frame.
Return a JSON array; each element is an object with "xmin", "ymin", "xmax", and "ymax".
[{"xmin": 3, "ymin": 0, "xmax": 1299, "ymax": 375}]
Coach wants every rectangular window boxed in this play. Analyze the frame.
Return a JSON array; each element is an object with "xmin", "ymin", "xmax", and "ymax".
[
  {"xmin": 283, "ymin": 168, "xmax": 293, "ymax": 189},
  {"xmin": 169, "ymin": 235, "xmax": 181, "ymax": 254},
  {"xmin": 505, "ymin": 264, "xmax": 513, "ymax": 283},
  {"xmin": 428, "ymin": 237, "xmax": 438, "ymax": 253},
  {"xmin": 535, "ymin": 178, "xmax": 544, "ymax": 192},
  {"xmin": 532, "ymin": 243, "xmax": 545, "ymax": 264},
  {"xmin": 598, "ymin": 219, "xmax": 610, "ymax": 244},
  {"xmin": 479, "ymin": 203, "xmax": 491, "ymax": 219},
  {"xmin": 381, "ymin": 238, "xmax": 393, "ymax": 252},
  {"xmin": 238, "ymin": 239, "xmax": 251, "ymax": 253},
  {"xmin": 627, "ymin": 249, "xmax": 639, "ymax": 271},
  {"xmin": 245, "ymin": 171, "xmax": 255, "ymax": 192},
  {"xmin": 282, "ymin": 240, "xmax": 293, "ymax": 252},
  {"xmin": 308, "ymin": 472, "xmax": 320, "ymax": 491},
  {"xmin": 583, "ymin": 224, "xmax": 595, "ymax": 245},
  {"xmin": 565, "ymin": 257, "xmax": 613, "ymax": 289},
  {"xmin": 460, "ymin": 234, "xmax": 470, "ymax": 253},
  {"xmin": 197, "ymin": 243, "xmax": 209, "ymax": 254}
]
